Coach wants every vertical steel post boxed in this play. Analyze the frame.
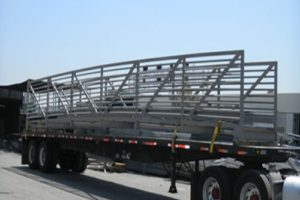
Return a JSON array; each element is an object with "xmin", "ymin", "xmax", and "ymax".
[
  {"xmin": 47, "ymin": 78, "xmax": 49, "ymax": 114},
  {"xmin": 181, "ymin": 58, "xmax": 186, "ymax": 130},
  {"xmin": 240, "ymin": 52, "xmax": 245, "ymax": 126},
  {"xmin": 135, "ymin": 63, "xmax": 140, "ymax": 130},
  {"xmin": 217, "ymin": 68, "xmax": 220, "ymax": 109},
  {"xmin": 79, "ymin": 78, "xmax": 82, "ymax": 104},
  {"xmin": 171, "ymin": 64, "xmax": 175, "ymax": 96},
  {"xmin": 45, "ymin": 78, "xmax": 51, "ymax": 126},
  {"xmin": 100, "ymin": 67, "xmax": 103, "ymax": 111},
  {"xmin": 274, "ymin": 62, "xmax": 278, "ymax": 132},
  {"xmin": 105, "ymin": 78, "xmax": 107, "ymax": 97},
  {"xmin": 71, "ymin": 73, "xmax": 74, "ymax": 112},
  {"xmin": 25, "ymin": 81, "xmax": 29, "ymax": 130},
  {"xmin": 46, "ymin": 78, "xmax": 50, "ymax": 126}
]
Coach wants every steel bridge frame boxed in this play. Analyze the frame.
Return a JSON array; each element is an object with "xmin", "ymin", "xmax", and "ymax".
[{"xmin": 25, "ymin": 50, "xmax": 277, "ymax": 143}]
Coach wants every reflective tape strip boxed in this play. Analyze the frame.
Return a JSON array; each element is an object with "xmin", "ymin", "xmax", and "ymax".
[
  {"xmin": 103, "ymin": 138, "xmax": 109, "ymax": 142},
  {"xmin": 143, "ymin": 141, "xmax": 157, "ymax": 146},
  {"xmin": 260, "ymin": 150, "xmax": 267, "ymax": 155},
  {"xmin": 218, "ymin": 148, "xmax": 229, "ymax": 153},
  {"xmin": 115, "ymin": 138, "xmax": 124, "ymax": 143},
  {"xmin": 200, "ymin": 146, "xmax": 209, "ymax": 151},
  {"xmin": 177, "ymin": 144, "xmax": 190, "ymax": 149},
  {"xmin": 167, "ymin": 143, "xmax": 190, "ymax": 149},
  {"xmin": 128, "ymin": 140, "xmax": 138, "ymax": 144},
  {"xmin": 237, "ymin": 150, "xmax": 247, "ymax": 155}
]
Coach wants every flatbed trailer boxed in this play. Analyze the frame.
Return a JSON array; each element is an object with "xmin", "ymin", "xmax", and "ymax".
[{"xmin": 21, "ymin": 50, "xmax": 300, "ymax": 200}]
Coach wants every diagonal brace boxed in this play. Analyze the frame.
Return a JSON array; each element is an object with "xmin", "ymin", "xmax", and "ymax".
[
  {"xmin": 194, "ymin": 68, "xmax": 218, "ymax": 95},
  {"xmin": 243, "ymin": 64, "xmax": 274, "ymax": 99},
  {"xmin": 142, "ymin": 58, "xmax": 183, "ymax": 114},
  {"xmin": 190, "ymin": 53, "xmax": 241, "ymax": 115},
  {"xmin": 74, "ymin": 74, "xmax": 98, "ymax": 113},
  {"xmin": 29, "ymin": 84, "xmax": 46, "ymax": 117},
  {"xmin": 50, "ymin": 80, "xmax": 69, "ymax": 115},
  {"xmin": 107, "ymin": 80, "xmax": 127, "ymax": 107},
  {"xmin": 106, "ymin": 63, "xmax": 137, "ymax": 112}
]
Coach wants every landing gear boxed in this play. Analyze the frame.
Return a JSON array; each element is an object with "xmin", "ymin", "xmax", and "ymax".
[{"xmin": 169, "ymin": 136, "xmax": 177, "ymax": 193}]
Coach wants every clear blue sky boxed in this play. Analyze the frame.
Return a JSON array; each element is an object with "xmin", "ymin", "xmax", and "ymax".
[{"xmin": 0, "ymin": 0, "xmax": 299, "ymax": 92}]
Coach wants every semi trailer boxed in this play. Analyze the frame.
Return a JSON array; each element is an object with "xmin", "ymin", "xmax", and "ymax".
[{"xmin": 21, "ymin": 50, "xmax": 300, "ymax": 200}]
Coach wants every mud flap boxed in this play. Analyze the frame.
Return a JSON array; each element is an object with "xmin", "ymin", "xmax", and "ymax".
[{"xmin": 21, "ymin": 139, "xmax": 29, "ymax": 164}]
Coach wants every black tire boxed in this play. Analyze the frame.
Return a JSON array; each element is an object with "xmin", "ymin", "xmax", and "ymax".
[
  {"xmin": 59, "ymin": 159, "xmax": 72, "ymax": 170},
  {"xmin": 198, "ymin": 166, "xmax": 232, "ymax": 200},
  {"xmin": 38, "ymin": 141, "xmax": 57, "ymax": 172},
  {"xmin": 71, "ymin": 152, "xmax": 88, "ymax": 173},
  {"xmin": 233, "ymin": 170, "xmax": 271, "ymax": 200},
  {"xmin": 58, "ymin": 150, "xmax": 73, "ymax": 171},
  {"xmin": 28, "ymin": 140, "xmax": 39, "ymax": 169}
]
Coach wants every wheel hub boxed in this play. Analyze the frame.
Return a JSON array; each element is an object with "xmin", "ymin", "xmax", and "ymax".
[
  {"xmin": 240, "ymin": 182, "xmax": 261, "ymax": 200},
  {"xmin": 250, "ymin": 195, "xmax": 259, "ymax": 200},
  {"xmin": 203, "ymin": 177, "xmax": 221, "ymax": 200},
  {"xmin": 212, "ymin": 187, "xmax": 220, "ymax": 199}
]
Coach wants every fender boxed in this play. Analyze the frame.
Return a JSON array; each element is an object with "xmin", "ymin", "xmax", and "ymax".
[{"xmin": 282, "ymin": 176, "xmax": 300, "ymax": 200}]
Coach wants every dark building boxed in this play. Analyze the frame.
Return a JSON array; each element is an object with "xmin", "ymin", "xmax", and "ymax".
[{"xmin": 0, "ymin": 81, "xmax": 27, "ymax": 140}]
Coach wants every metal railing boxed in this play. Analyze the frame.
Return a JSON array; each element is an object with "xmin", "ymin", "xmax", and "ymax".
[{"xmin": 25, "ymin": 50, "xmax": 277, "ymax": 142}]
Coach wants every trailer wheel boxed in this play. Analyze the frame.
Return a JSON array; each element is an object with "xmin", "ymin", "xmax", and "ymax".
[
  {"xmin": 38, "ymin": 142, "xmax": 57, "ymax": 172},
  {"xmin": 198, "ymin": 166, "xmax": 232, "ymax": 200},
  {"xmin": 28, "ymin": 140, "xmax": 39, "ymax": 169},
  {"xmin": 71, "ymin": 152, "xmax": 87, "ymax": 173},
  {"xmin": 234, "ymin": 170, "xmax": 271, "ymax": 200}
]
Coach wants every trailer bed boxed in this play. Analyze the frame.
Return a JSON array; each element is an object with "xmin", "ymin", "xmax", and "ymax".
[{"xmin": 23, "ymin": 129, "xmax": 300, "ymax": 164}]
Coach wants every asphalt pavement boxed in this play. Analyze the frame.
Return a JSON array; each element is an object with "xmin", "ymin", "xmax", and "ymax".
[{"xmin": 0, "ymin": 150, "xmax": 190, "ymax": 200}]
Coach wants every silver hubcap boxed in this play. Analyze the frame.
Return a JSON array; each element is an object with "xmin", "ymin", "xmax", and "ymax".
[
  {"xmin": 28, "ymin": 145, "xmax": 35, "ymax": 164},
  {"xmin": 240, "ymin": 183, "xmax": 261, "ymax": 200},
  {"xmin": 39, "ymin": 146, "xmax": 46, "ymax": 167},
  {"xmin": 202, "ymin": 177, "xmax": 221, "ymax": 200}
]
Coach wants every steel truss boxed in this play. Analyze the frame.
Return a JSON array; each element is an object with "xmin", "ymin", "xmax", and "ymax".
[{"xmin": 25, "ymin": 50, "xmax": 277, "ymax": 143}]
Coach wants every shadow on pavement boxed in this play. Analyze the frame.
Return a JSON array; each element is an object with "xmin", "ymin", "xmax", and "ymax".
[{"xmin": 4, "ymin": 166, "xmax": 177, "ymax": 200}]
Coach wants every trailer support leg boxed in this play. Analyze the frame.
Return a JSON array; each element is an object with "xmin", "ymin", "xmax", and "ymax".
[
  {"xmin": 195, "ymin": 160, "xmax": 199, "ymax": 173},
  {"xmin": 168, "ymin": 151, "xmax": 177, "ymax": 193},
  {"xmin": 191, "ymin": 160, "xmax": 200, "ymax": 200}
]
